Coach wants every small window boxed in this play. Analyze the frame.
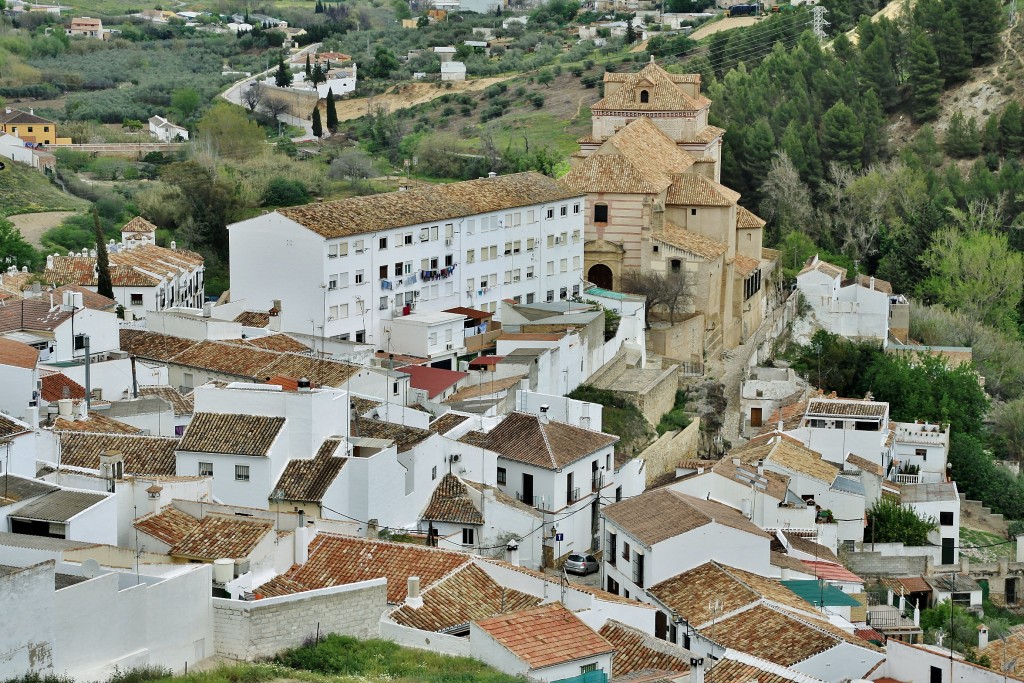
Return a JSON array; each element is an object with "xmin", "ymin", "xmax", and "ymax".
[
  {"xmin": 560, "ymin": 205, "xmax": 567, "ymax": 216},
  {"xmin": 691, "ymin": 208, "xmax": 697, "ymax": 216},
  {"xmin": 581, "ymin": 664, "xmax": 598, "ymax": 675},
  {"xmin": 235, "ymin": 465, "xmax": 250, "ymax": 481},
  {"xmin": 130, "ymin": 293, "xmax": 143, "ymax": 306},
  {"xmin": 622, "ymin": 540, "xmax": 630, "ymax": 561},
  {"xmin": 404, "ymin": 233, "xmax": 413, "ymax": 245},
  {"xmin": 594, "ymin": 203, "xmax": 609, "ymax": 223},
  {"xmin": 497, "ymin": 467, "xmax": 507, "ymax": 485},
  {"xmin": 392, "ymin": 381, "xmax": 400, "ymax": 395},
  {"xmin": 198, "ymin": 462, "xmax": 213, "ymax": 476},
  {"xmin": 379, "ymin": 237, "xmax": 388, "ymax": 249},
  {"xmin": 432, "ymin": 465, "xmax": 437, "ymax": 480},
  {"xmin": 916, "ymin": 448, "xmax": 927, "ymax": 459},
  {"xmin": 940, "ymin": 511, "xmax": 954, "ymax": 526},
  {"xmin": 546, "ymin": 208, "xmax": 554, "ymax": 219},
  {"xmin": 462, "ymin": 527, "xmax": 475, "ymax": 545},
  {"xmin": 639, "ymin": 90, "xmax": 649, "ymax": 103},
  {"xmin": 573, "ymin": 203, "xmax": 580, "ymax": 214}
]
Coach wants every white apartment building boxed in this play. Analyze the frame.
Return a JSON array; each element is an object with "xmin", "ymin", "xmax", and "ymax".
[{"xmin": 228, "ymin": 172, "xmax": 586, "ymax": 347}]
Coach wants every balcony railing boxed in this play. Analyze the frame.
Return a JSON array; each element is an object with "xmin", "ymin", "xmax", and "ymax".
[
  {"xmin": 893, "ymin": 473, "xmax": 922, "ymax": 484},
  {"xmin": 516, "ymin": 492, "xmax": 553, "ymax": 511},
  {"xmin": 567, "ymin": 486, "xmax": 581, "ymax": 504}
]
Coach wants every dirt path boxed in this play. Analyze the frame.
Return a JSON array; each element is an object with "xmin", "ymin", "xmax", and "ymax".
[
  {"xmin": 690, "ymin": 16, "xmax": 760, "ymax": 41},
  {"xmin": 844, "ymin": 0, "xmax": 912, "ymax": 44},
  {"xmin": 334, "ymin": 77, "xmax": 516, "ymax": 123},
  {"xmin": 9, "ymin": 211, "xmax": 78, "ymax": 247}
]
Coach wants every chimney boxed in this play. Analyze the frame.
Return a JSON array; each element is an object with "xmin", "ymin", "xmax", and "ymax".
[
  {"xmin": 77, "ymin": 400, "xmax": 88, "ymax": 420},
  {"xmin": 978, "ymin": 623, "xmax": 989, "ymax": 650},
  {"xmin": 506, "ymin": 540, "xmax": 520, "ymax": 567},
  {"xmin": 777, "ymin": 419, "xmax": 784, "ymax": 432},
  {"xmin": 46, "ymin": 254, "xmax": 54, "ymax": 270},
  {"xmin": 869, "ymin": 276, "xmax": 876, "ymax": 290},
  {"xmin": 731, "ymin": 457, "xmax": 740, "ymax": 466},
  {"xmin": 406, "ymin": 576, "xmax": 423, "ymax": 608},
  {"xmin": 57, "ymin": 398, "xmax": 73, "ymax": 417},
  {"xmin": 366, "ymin": 518, "xmax": 378, "ymax": 539},
  {"xmin": 297, "ymin": 377, "xmax": 311, "ymax": 392},
  {"xmin": 689, "ymin": 657, "xmax": 705, "ymax": 683},
  {"xmin": 294, "ymin": 524, "xmax": 309, "ymax": 565},
  {"xmin": 757, "ymin": 459, "xmax": 764, "ymax": 476},
  {"xmin": 539, "ymin": 404, "xmax": 549, "ymax": 424},
  {"xmin": 652, "ymin": 200, "xmax": 665, "ymax": 235},
  {"xmin": 780, "ymin": 567, "xmax": 791, "ymax": 581},
  {"xmin": 25, "ymin": 403, "xmax": 39, "ymax": 429},
  {"xmin": 146, "ymin": 484, "xmax": 163, "ymax": 514}
]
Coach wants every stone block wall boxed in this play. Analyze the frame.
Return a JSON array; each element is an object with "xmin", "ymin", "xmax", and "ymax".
[
  {"xmin": 213, "ymin": 579, "xmax": 387, "ymax": 661},
  {"xmin": 636, "ymin": 418, "xmax": 700, "ymax": 486}
]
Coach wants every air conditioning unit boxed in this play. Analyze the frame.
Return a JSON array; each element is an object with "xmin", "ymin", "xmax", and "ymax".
[
  {"xmin": 413, "ymin": 290, "xmax": 421, "ymax": 298},
  {"xmin": 446, "ymin": 342, "xmax": 454, "ymax": 350},
  {"xmin": 450, "ymin": 453, "xmax": 461, "ymax": 463},
  {"xmin": 445, "ymin": 238, "xmax": 453, "ymax": 246}
]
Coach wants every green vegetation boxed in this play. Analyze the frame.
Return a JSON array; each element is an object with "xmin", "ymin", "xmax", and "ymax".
[
  {"xmin": 657, "ymin": 390, "xmax": 691, "ymax": 436},
  {"xmin": 866, "ymin": 497, "xmax": 937, "ymax": 546},
  {"xmin": 567, "ymin": 385, "xmax": 656, "ymax": 457},
  {"xmin": 921, "ymin": 599, "xmax": 1008, "ymax": 657},
  {"xmin": 0, "ymin": 161, "xmax": 87, "ymax": 218},
  {"xmin": 960, "ymin": 527, "xmax": 1016, "ymax": 563}
]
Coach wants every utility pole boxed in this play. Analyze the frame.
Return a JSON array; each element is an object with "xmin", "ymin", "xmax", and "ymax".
[{"xmin": 811, "ymin": 6, "xmax": 829, "ymax": 41}]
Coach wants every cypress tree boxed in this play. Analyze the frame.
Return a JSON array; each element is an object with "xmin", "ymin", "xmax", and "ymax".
[
  {"xmin": 908, "ymin": 32, "xmax": 942, "ymax": 122},
  {"xmin": 274, "ymin": 58, "xmax": 292, "ymax": 88},
  {"xmin": 94, "ymin": 210, "xmax": 114, "ymax": 300},
  {"xmin": 305, "ymin": 54, "xmax": 311, "ymax": 76},
  {"xmin": 311, "ymin": 107, "xmax": 323, "ymax": 138},
  {"xmin": 325, "ymin": 87, "xmax": 338, "ymax": 134},
  {"xmin": 625, "ymin": 14, "xmax": 637, "ymax": 44}
]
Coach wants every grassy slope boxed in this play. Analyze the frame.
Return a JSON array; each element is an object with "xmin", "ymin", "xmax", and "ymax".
[{"xmin": 0, "ymin": 159, "xmax": 88, "ymax": 218}]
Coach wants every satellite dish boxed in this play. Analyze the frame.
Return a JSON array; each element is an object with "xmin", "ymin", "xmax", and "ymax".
[{"xmin": 81, "ymin": 558, "xmax": 101, "ymax": 579}]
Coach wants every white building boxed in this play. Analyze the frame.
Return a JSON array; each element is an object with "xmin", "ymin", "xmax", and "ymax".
[
  {"xmin": 901, "ymin": 481, "xmax": 960, "ymax": 565},
  {"xmin": 0, "ymin": 132, "xmax": 36, "ymax": 167},
  {"xmin": 0, "ymin": 413, "xmax": 38, "ymax": 477},
  {"xmin": 0, "ymin": 289, "xmax": 120, "ymax": 365},
  {"xmin": 600, "ymin": 487, "xmax": 773, "ymax": 599},
  {"xmin": 440, "ymin": 61, "xmax": 466, "ymax": 81},
  {"xmin": 796, "ymin": 255, "xmax": 910, "ymax": 347},
  {"xmin": 228, "ymin": 172, "xmax": 586, "ymax": 346},
  {"xmin": 893, "ymin": 421, "xmax": 950, "ymax": 483},
  {"xmin": 383, "ymin": 310, "xmax": 466, "ymax": 367},
  {"xmin": 740, "ymin": 366, "xmax": 803, "ymax": 436},
  {"xmin": 148, "ymin": 115, "xmax": 189, "ymax": 142},
  {"xmin": 0, "ymin": 337, "xmax": 39, "ymax": 424},
  {"xmin": 0, "ymin": 476, "xmax": 117, "ymax": 545},
  {"xmin": 459, "ymin": 411, "xmax": 618, "ymax": 564}
]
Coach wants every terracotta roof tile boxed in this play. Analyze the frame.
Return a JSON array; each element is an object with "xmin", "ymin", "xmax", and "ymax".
[
  {"xmin": 474, "ymin": 603, "xmax": 614, "ymax": 669},
  {"xmin": 0, "ymin": 298, "xmax": 74, "ymax": 334},
  {"xmin": 0, "ymin": 337, "xmax": 38, "ymax": 369},
  {"xmin": 806, "ymin": 398, "xmax": 886, "ymax": 418},
  {"xmin": 353, "ymin": 417, "xmax": 433, "ymax": 452},
  {"xmin": 771, "ymin": 551, "xmax": 810, "ymax": 575},
  {"xmin": 479, "ymin": 558, "xmax": 647, "ymax": 605},
  {"xmin": 711, "ymin": 457, "xmax": 791, "ymax": 502},
  {"xmin": 800, "ymin": 560, "xmax": 863, "ymax": 583},
  {"xmin": 223, "ymin": 334, "xmax": 310, "ymax": 353},
  {"xmin": 603, "ymin": 488, "xmax": 769, "ymax": 546},
  {"xmin": 398, "ymin": 365, "xmax": 468, "ymax": 399},
  {"xmin": 57, "ymin": 432, "xmax": 179, "ymax": 475},
  {"xmin": 680, "ymin": 125, "xmax": 726, "ymax": 144},
  {"xmin": 560, "ymin": 154, "xmax": 667, "ymax": 195},
  {"xmin": 734, "ymin": 437, "xmax": 838, "ymax": 486},
  {"xmin": 797, "ymin": 256, "xmax": 846, "ymax": 280},
  {"xmin": 445, "ymin": 374, "xmax": 525, "ymax": 402},
  {"xmin": 666, "ymin": 173, "xmax": 740, "ymax": 207},
  {"xmin": 845, "ymin": 454, "xmax": 883, "ymax": 477},
  {"xmin": 422, "ymin": 474, "xmax": 484, "ymax": 525},
  {"xmin": 0, "ymin": 108, "xmax": 55, "ymax": 125},
  {"xmin": 653, "ymin": 222, "xmax": 728, "ymax": 261},
  {"xmin": 598, "ymin": 621, "xmax": 691, "ymax": 677},
  {"xmin": 463, "ymin": 480, "xmax": 543, "ymax": 518},
  {"xmin": 258, "ymin": 534, "xmax": 470, "ymax": 602},
  {"xmin": 594, "ymin": 61, "xmax": 707, "ymax": 112},
  {"xmin": 134, "ymin": 506, "xmax": 200, "ymax": 546},
  {"xmin": 737, "ymin": 205, "xmax": 766, "ymax": 229},
  {"xmin": 233, "ymin": 311, "xmax": 272, "ymax": 327},
  {"xmin": 52, "ymin": 285, "xmax": 117, "ymax": 310},
  {"xmin": 178, "ymin": 413, "xmax": 284, "ymax": 456},
  {"xmin": 429, "ymin": 412, "xmax": 469, "ymax": 434},
  {"xmin": 53, "ymin": 412, "xmax": 141, "ymax": 434},
  {"xmin": 460, "ymin": 412, "xmax": 617, "ymax": 470},
  {"xmin": 122, "ymin": 216, "xmax": 157, "ymax": 233},
  {"xmin": 703, "ymin": 657, "xmax": 810, "ymax": 683},
  {"xmin": 41, "ymin": 372, "xmax": 86, "ymax": 402},
  {"xmin": 734, "ymin": 254, "xmax": 760, "ymax": 277},
  {"xmin": 272, "ymin": 438, "xmax": 346, "ymax": 502},
  {"xmin": 275, "ymin": 172, "xmax": 580, "ymax": 239},
  {"xmin": 137, "ymin": 385, "xmax": 193, "ymax": 416},
  {"xmin": 45, "ymin": 244, "xmax": 203, "ymax": 288},
  {"xmin": 391, "ymin": 563, "xmax": 541, "ymax": 632},
  {"xmin": 169, "ymin": 514, "xmax": 273, "ymax": 560},
  {"xmin": 783, "ymin": 531, "xmax": 841, "ymax": 564},
  {"xmin": 708, "ymin": 605, "xmax": 846, "ymax": 665}
]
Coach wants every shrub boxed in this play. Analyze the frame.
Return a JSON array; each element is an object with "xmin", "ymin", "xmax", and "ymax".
[{"xmin": 262, "ymin": 177, "xmax": 310, "ymax": 207}]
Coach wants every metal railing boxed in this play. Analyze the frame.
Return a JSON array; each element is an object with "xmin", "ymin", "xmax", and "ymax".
[
  {"xmin": 516, "ymin": 492, "xmax": 553, "ymax": 511},
  {"xmin": 567, "ymin": 486, "xmax": 581, "ymax": 504},
  {"xmin": 679, "ymin": 362, "xmax": 704, "ymax": 377}
]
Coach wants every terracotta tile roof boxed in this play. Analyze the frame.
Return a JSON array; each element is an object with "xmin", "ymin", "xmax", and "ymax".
[
  {"xmin": 445, "ymin": 374, "xmax": 525, "ymax": 402},
  {"xmin": 45, "ymin": 244, "xmax": 203, "ymax": 288},
  {"xmin": 703, "ymin": 656, "xmax": 813, "ymax": 683},
  {"xmin": 734, "ymin": 254, "xmax": 760, "ymax": 277},
  {"xmin": 601, "ymin": 118, "xmax": 695, "ymax": 185},
  {"xmin": 735, "ymin": 437, "xmax": 838, "ymax": 486},
  {"xmin": 797, "ymin": 256, "xmax": 846, "ymax": 280},
  {"xmin": 666, "ymin": 173, "xmax": 740, "ymax": 207},
  {"xmin": 782, "ymin": 532, "xmax": 841, "ymax": 564},
  {"xmin": 463, "ymin": 480, "xmax": 543, "ymax": 518},
  {"xmin": 443, "ymin": 306, "xmax": 493, "ymax": 321},
  {"xmin": 856, "ymin": 628, "xmax": 886, "ymax": 644},
  {"xmin": 806, "ymin": 398, "xmax": 887, "ymax": 418},
  {"xmin": 594, "ymin": 61, "xmax": 707, "ymax": 112},
  {"xmin": 122, "ymin": 216, "xmax": 157, "ymax": 233},
  {"xmin": 422, "ymin": 474, "xmax": 484, "ymax": 525},
  {"xmin": 461, "ymin": 412, "xmax": 617, "ymax": 470},
  {"xmin": 119, "ymin": 329, "xmax": 197, "ymax": 360},
  {"xmin": 771, "ymin": 551, "xmax": 810, "ymax": 575},
  {"xmin": 0, "ymin": 108, "xmax": 55, "ymax": 125},
  {"xmin": 137, "ymin": 385, "xmax": 193, "ymax": 416},
  {"xmin": 757, "ymin": 400, "xmax": 808, "ymax": 434},
  {"xmin": 598, "ymin": 621, "xmax": 691, "ymax": 677},
  {"xmin": 653, "ymin": 222, "xmax": 728, "ymax": 261},
  {"xmin": 708, "ymin": 605, "xmax": 846, "ymax": 666},
  {"xmin": 736, "ymin": 205, "xmax": 766, "ymax": 229},
  {"xmin": 845, "ymin": 454, "xmax": 883, "ymax": 476},
  {"xmin": 979, "ymin": 625, "xmax": 1024, "ymax": 675},
  {"xmin": 52, "ymin": 284, "xmax": 117, "ymax": 311},
  {"xmin": 275, "ymin": 172, "xmax": 580, "ymax": 239},
  {"xmin": 258, "ymin": 534, "xmax": 470, "ymax": 602},
  {"xmin": 560, "ymin": 154, "xmax": 668, "ymax": 195},
  {"xmin": 390, "ymin": 563, "xmax": 541, "ymax": 632},
  {"xmin": 350, "ymin": 396, "xmax": 382, "ymax": 415},
  {"xmin": 398, "ymin": 365, "xmax": 468, "ymax": 399},
  {"xmin": 649, "ymin": 562, "xmax": 814, "ymax": 627},
  {"xmin": 479, "ymin": 558, "xmax": 648, "ymax": 605},
  {"xmin": 474, "ymin": 603, "xmax": 614, "ymax": 670},
  {"xmin": 846, "ymin": 273, "xmax": 894, "ymax": 294},
  {"xmin": 133, "ymin": 506, "xmax": 200, "ymax": 546},
  {"xmin": 711, "ymin": 457, "xmax": 791, "ymax": 502},
  {"xmin": 53, "ymin": 412, "xmax": 141, "ymax": 434},
  {"xmin": 169, "ymin": 514, "xmax": 273, "ymax": 560},
  {"xmin": 602, "ymin": 488, "xmax": 769, "ymax": 547},
  {"xmin": 40, "ymin": 372, "xmax": 86, "ymax": 402},
  {"xmin": 681, "ymin": 125, "xmax": 726, "ymax": 144},
  {"xmin": 170, "ymin": 341, "xmax": 283, "ymax": 378},
  {"xmin": 233, "ymin": 311, "xmax": 271, "ymax": 327},
  {"xmin": 0, "ymin": 298, "xmax": 74, "ymax": 334},
  {"xmin": 429, "ymin": 412, "xmax": 469, "ymax": 434},
  {"xmin": 57, "ymin": 432, "xmax": 179, "ymax": 475},
  {"xmin": 0, "ymin": 337, "xmax": 38, "ymax": 369},
  {"xmin": 353, "ymin": 417, "xmax": 433, "ymax": 452},
  {"xmin": 272, "ymin": 438, "xmax": 346, "ymax": 502},
  {"xmin": 0, "ymin": 414, "xmax": 32, "ymax": 440},
  {"xmin": 801, "ymin": 560, "xmax": 863, "ymax": 583},
  {"xmin": 178, "ymin": 413, "xmax": 285, "ymax": 456},
  {"xmin": 894, "ymin": 576, "xmax": 932, "ymax": 593},
  {"xmin": 223, "ymin": 334, "xmax": 310, "ymax": 353}
]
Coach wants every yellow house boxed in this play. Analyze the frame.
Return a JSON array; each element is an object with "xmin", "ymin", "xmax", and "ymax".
[
  {"xmin": 559, "ymin": 59, "xmax": 777, "ymax": 357},
  {"xmin": 0, "ymin": 107, "xmax": 72, "ymax": 146}
]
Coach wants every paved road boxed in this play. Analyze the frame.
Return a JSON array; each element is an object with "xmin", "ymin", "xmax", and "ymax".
[{"xmin": 220, "ymin": 43, "xmax": 320, "ymax": 143}]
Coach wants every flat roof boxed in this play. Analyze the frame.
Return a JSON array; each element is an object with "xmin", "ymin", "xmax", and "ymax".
[
  {"xmin": 9, "ymin": 489, "xmax": 108, "ymax": 523},
  {"xmin": 391, "ymin": 311, "xmax": 467, "ymax": 325}
]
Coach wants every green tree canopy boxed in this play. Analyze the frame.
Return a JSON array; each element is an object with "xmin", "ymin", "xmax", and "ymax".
[
  {"xmin": 196, "ymin": 102, "xmax": 266, "ymax": 160},
  {"xmin": 822, "ymin": 101, "xmax": 864, "ymax": 170},
  {"xmin": 908, "ymin": 32, "xmax": 942, "ymax": 122},
  {"xmin": 274, "ymin": 57, "xmax": 293, "ymax": 88},
  {"xmin": 170, "ymin": 88, "xmax": 201, "ymax": 120},
  {"xmin": 867, "ymin": 497, "xmax": 937, "ymax": 546}
]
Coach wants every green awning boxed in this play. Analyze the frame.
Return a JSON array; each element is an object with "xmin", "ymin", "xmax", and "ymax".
[{"xmin": 782, "ymin": 579, "xmax": 862, "ymax": 607}]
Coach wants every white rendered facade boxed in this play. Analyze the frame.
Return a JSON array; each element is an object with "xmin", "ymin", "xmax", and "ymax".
[{"xmin": 228, "ymin": 179, "xmax": 586, "ymax": 347}]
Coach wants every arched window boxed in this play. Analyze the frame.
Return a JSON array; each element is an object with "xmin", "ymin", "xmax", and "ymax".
[{"xmin": 639, "ymin": 90, "xmax": 650, "ymax": 103}]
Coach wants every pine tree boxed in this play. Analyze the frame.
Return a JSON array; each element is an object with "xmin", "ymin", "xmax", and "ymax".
[
  {"xmin": 944, "ymin": 110, "xmax": 982, "ymax": 157},
  {"xmin": 859, "ymin": 36, "xmax": 898, "ymax": 111},
  {"xmin": 781, "ymin": 120, "xmax": 809, "ymax": 180},
  {"xmin": 274, "ymin": 57, "xmax": 293, "ymax": 88},
  {"xmin": 1000, "ymin": 102, "xmax": 1024, "ymax": 156},
  {"xmin": 305, "ymin": 54, "xmax": 311, "ymax": 76},
  {"xmin": 981, "ymin": 113, "xmax": 1002, "ymax": 154},
  {"xmin": 94, "ymin": 210, "xmax": 114, "ymax": 300},
  {"xmin": 325, "ymin": 87, "xmax": 338, "ymax": 134},
  {"xmin": 934, "ymin": 7, "xmax": 971, "ymax": 84},
  {"xmin": 908, "ymin": 32, "xmax": 942, "ymax": 122},
  {"xmin": 311, "ymin": 107, "xmax": 323, "ymax": 138},
  {"xmin": 856, "ymin": 88, "xmax": 887, "ymax": 165},
  {"xmin": 958, "ymin": 0, "xmax": 1003, "ymax": 64},
  {"xmin": 821, "ymin": 100, "xmax": 865, "ymax": 171}
]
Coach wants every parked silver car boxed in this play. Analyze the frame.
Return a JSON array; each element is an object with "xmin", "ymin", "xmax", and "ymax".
[{"xmin": 564, "ymin": 553, "xmax": 599, "ymax": 575}]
